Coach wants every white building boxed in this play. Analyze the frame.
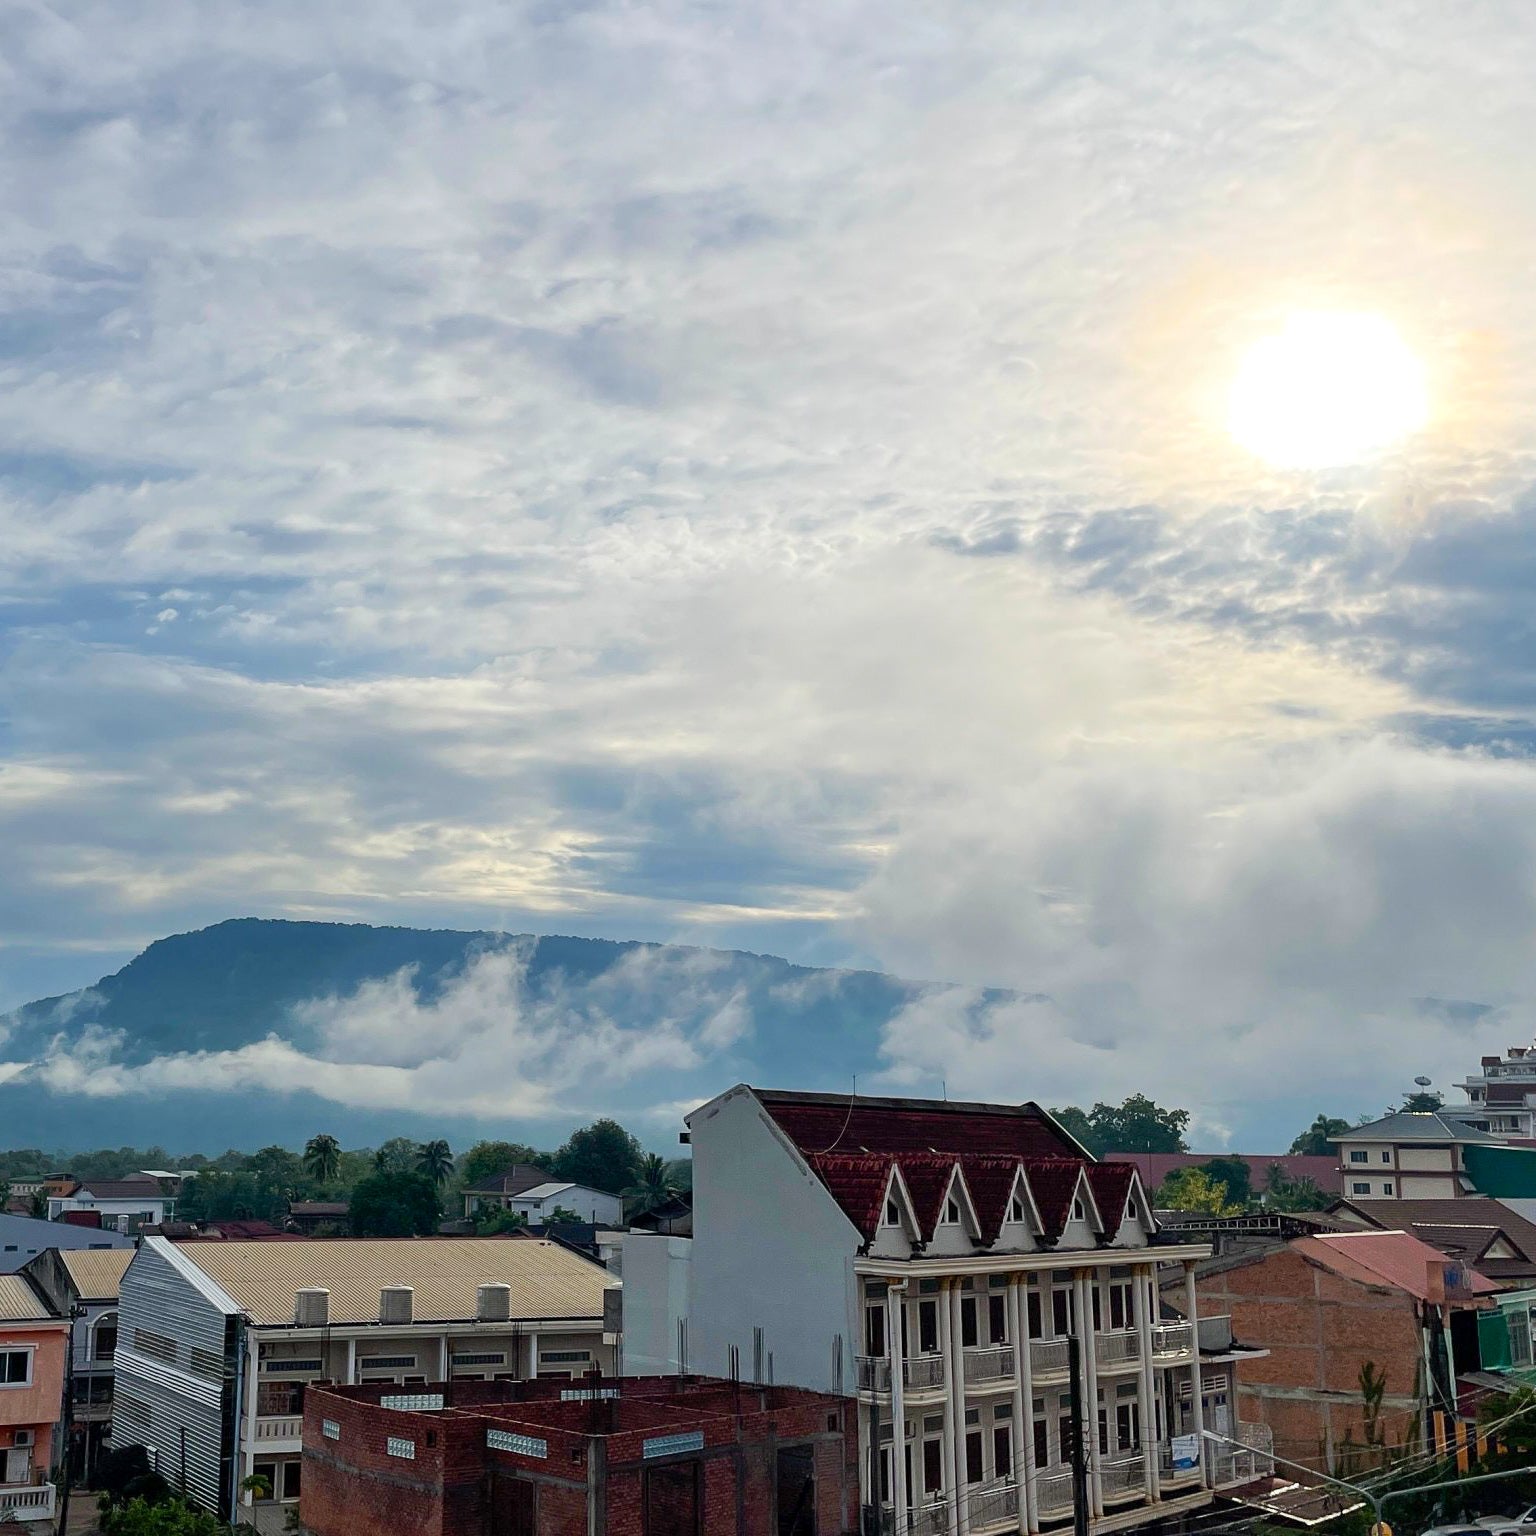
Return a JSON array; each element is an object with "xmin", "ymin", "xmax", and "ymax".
[
  {"xmin": 47, "ymin": 1176, "xmax": 169, "ymax": 1233},
  {"xmin": 1334, "ymin": 1110, "xmax": 1500, "ymax": 1200},
  {"xmin": 1450, "ymin": 1045, "xmax": 1536, "ymax": 1140},
  {"xmin": 678, "ymin": 1085, "xmax": 1272, "ymax": 1536},
  {"xmin": 504, "ymin": 1181, "xmax": 624, "ymax": 1227},
  {"xmin": 116, "ymin": 1235, "xmax": 618, "ymax": 1526}
]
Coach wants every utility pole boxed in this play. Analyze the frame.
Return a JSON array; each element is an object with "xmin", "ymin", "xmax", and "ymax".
[{"xmin": 1069, "ymin": 1334, "xmax": 1089, "ymax": 1536}]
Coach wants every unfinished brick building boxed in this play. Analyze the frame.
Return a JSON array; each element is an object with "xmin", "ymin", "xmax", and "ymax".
[{"xmin": 301, "ymin": 1375, "xmax": 859, "ymax": 1536}]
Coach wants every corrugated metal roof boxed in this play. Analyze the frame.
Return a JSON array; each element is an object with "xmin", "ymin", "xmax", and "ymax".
[
  {"xmin": 514, "ymin": 1183, "xmax": 574, "ymax": 1202},
  {"xmin": 0, "ymin": 1274, "xmax": 51, "ymax": 1320},
  {"xmin": 59, "ymin": 1247, "xmax": 135, "ymax": 1301},
  {"xmin": 173, "ymin": 1237, "xmax": 611, "ymax": 1326}
]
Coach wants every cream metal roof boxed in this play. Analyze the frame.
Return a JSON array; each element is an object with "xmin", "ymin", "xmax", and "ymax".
[
  {"xmin": 59, "ymin": 1247, "xmax": 136, "ymax": 1302},
  {"xmin": 174, "ymin": 1238, "xmax": 612, "ymax": 1327},
  {"xmin": 0, "ymin": 1274, "xmax": 51, "ymax": 1321}
]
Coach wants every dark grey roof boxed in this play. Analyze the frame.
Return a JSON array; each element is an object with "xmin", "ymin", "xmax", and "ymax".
[
  {"xmin": 463, "ymin": 1164, "xmax": 554, "ymax": 1196},
  {"xmin": 1340, "ymin": 1111, "xmax": 1501, "ymax": 1144},
  {"xmin": 76, "ymin": 1175, "xmax": 167, "ymax": 1198}
]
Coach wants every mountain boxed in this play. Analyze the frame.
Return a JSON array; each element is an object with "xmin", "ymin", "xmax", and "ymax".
[{"xmin": 0, "ymin": 919, "xmax": 1020, "ymax": 1153}]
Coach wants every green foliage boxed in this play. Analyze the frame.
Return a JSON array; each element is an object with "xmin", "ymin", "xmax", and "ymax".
[
  {"xmin": 1289, "ymin": 1113, "xmax": 1353, "ymax": 1155},
  {"xmin": 96, "ymin": 1445, "xmax": 154, "ymax": 1501},
  {"xmin": 302, "ymin": 1133, "xmax": 341, "ymax": 1185},
  {"xmin": 460, "ymin": 1141, "xmax": 551, "ymax": 1186},
  {"xmin": 665, "ymin": 1157, "xmax": 693, "ymax": 1192},
  {"xmin": 101, "ymin": 1494, "xmax": 225, "ymax": 1536},
  {"xmin": 552, "ymin": 1118, "xmax": 642, "ymax": 1194},
  {"xmin": 1050, "ymin": 1095, "xmax": 1190, "ymax": 1157},
  {"xmin": 1398, "ymin": 1090, "xmax": 1444, "ymax": 1113},
  {"xmin": 1198, "ymin": 1156, "xmax": 1253, "ymax": 1207},
  {"xmin": 1265, "ymin": 1163, "xmax": 1332, "ymax": 1211},
  {"xmin": 1155, "ymin": 1167, "xmax": 1239, "ymax": 1214},
  {"xmin": 624, "ymin": 1152, "xmax": 680, "ymax": 1220},
  {"xmin": 545, "ymin": 1205, "xmax": 584, "ymax": 1224},
  {"xmin": 372, "ymin": 1137, "xmax": 419, "ymax": 1175},
  {"xmin": 474, "ymin": 1207, "xmax": 530, "ymax": 1235},
  {"xmin": 416, "ymin": 1139, "xmax": 455, "ymax": 1186},
  {"xmin": 176, "ymin": 1169, "xmax": 289, "ymax": 1226},
  {"xmin": 350, "ymin": 1169, "xmax": 442, "ymax": 1236}
]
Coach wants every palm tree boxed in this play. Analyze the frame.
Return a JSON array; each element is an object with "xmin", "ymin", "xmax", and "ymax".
[
  {"xmin": 416, "ymin": 1139, "xmax": 455, "ymax": 1186},
  {"xmin": 303, "ymin": 1133, "xmax": 341, "ymax": 1186},
  {"xmin": 624, "ymin": 1153, "xmax": 679, "ymax": 1220}
]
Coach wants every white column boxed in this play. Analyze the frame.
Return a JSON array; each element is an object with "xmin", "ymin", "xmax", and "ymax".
[
  {"xmin": 1132, "ymin": 1267, "xmax": 1159, "ymax": 1502},
  {"xmin": 241, "ymin": 1334, "xmax": 260, "ymax": 1502},
  {"xmin": 1183, "ymin": 1264, "xmax": 1207, "ymax": 1487},
  {"xmin": 1075, "ymin": 1272, "xmax": 1103, "ymax": 1518},
  {"xmin": 439, "ymin": 1335, "xmax": 450, "ymax": 1383},
  {"xmin": 345, "ymin": 1336, "xmax": 357, "ymax": 1385},
  {"xmin": 528, "ymin": 1331, "xmax": 540, "ymax": 1379},
  {"xmin": 888, "ymin": 1285, "xmax": 909, "ymax": 1532},
  {"xmin": 1008, "ymin": 1278, "xmax": 1034, "ymax": 1535},
  {"xmin": 949, "ymin": 1283, "xmax": 971, "ymax": 1536}
]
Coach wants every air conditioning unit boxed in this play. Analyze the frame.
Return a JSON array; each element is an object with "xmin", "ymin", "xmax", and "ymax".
[{"xmin": 13, "ymin": 1429, "xmax": 34, "ymax": 1448}]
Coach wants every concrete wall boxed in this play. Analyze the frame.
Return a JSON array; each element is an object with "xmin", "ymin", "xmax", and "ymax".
[
  {"xmin": 688, "ymin": 1087, "xmax": 859, "ymax": 1393},
  {"xmin": 620, "ymin": 1235, "xmax": 692, "ymax": 1376},
  {"xmin": 1399, "ymin": 1148, "xmax": 1454, "ymax": 1172},
  {"xmin": 1401, "ymin": 1174, "xmax": 1460, "ymax": 1198}
]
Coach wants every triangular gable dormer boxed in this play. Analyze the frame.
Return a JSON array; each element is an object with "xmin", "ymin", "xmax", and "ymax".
[
  {"xmin": 1057, "ymin": 1166, "xmax": 1105, "ymax": 1251},
  {"xmin": 1106, "ymin": 1171, "xmax": 1155, "ymax": 1248},
  {"xmin": 1484, "ymin": 1235, "xmax": 1522, "ymax": 1260},
  {"xmin": 996, "ymin": 1164, "xmax": 1043, "ymax": 1252},
  {"xmin": 928, "ymin": 1163, "xmax": 984, "ymax": 1255},
  {"xmin": 870, "ymin": 1163, "xmax": 922, "ymax": 1258}
]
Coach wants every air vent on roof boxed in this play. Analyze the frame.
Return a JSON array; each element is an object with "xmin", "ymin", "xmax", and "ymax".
[
  {"xmin": 295, "ymin": 1288, "xmax": 330, "ymax": 1327},
  {"xmin": 381, "ymin": 1285, "xmax": 414, "ymax": 1325},
  {"xmin": 476, "ymin": 1283, "xmax": 511, "ymax": 1323}
]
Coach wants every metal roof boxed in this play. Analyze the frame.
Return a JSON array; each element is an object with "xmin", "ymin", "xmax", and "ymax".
[
  {"xmin": 1340, "ymin": 1111, "xmax": 1501, "ymax": 1144},
  {"xmin": 0, "ymin": 1274, "xmax": 52, "ymax": 1320},
  {"xmin": 514, "ymin": 1182, "xmax": 576, "ymax": 1201},
  {"xmin": 58, "ymin": 1247, "xmax": 136, "ymax": 1302},
  {"xmin": 170, "ymin": 1237, "xmax": 612, "ymax": 1327}
]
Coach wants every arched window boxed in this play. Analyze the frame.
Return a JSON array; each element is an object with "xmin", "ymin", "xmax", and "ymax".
[{"xmin": 93, "ymin": 1312, "xmax": 118, "ymax": 1362}]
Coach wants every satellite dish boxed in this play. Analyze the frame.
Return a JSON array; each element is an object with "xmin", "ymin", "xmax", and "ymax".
[{"xmin": 1414, "ymin": 1076, "xmax": 1433, "ymax": 1088}]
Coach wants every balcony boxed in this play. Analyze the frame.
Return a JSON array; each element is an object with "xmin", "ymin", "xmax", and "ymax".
[
  {"xmin": 1158, "ymin": 1442, "xmax": 1203, "ymax": 1484},
  {"xmin": 1095, "ymin": 1329, "xmax": 1140, "ymax": 1370},
  {"xmin": 1212, "ymin": 1423, "xmax": 1274, "ymax": 1488},
  {"xmin": 1036, "ymin": 1465, "xmax": 1075, "ymax": 1518},
  {"xmin": 1100, "ymin": 1452, "xmax": 1147, "ymax": 1504},
  {"xmin": 967, "ymin": 1478, "xmax": 1019, "ymax": 1533},
  {"xmin": 962, "ymin": 1344, "xmax": 1015, "ymax": 1388},
  {"xmin": 254, "ymin": 1415, "xmax": 304, "ymax": 1444},
  {"xmin": 852, "ymin": 1352, "xmax": 946, "ymax": 1397},
  {"xmin": 910, "ymin": 1498, "xmax": 952, "ymax": 1535},
  {"xmin": 1196, "ymin": 1315, "xmax": 1232, "ymax": 1353},
  {"xmin": 0, "ymin": 1483, "xmax": 57, "ymax": 1523},
  {"xmin": 1030, "ymin": 1337, "xmax": 1071, "ymax": 1380},
  {"xmin": 1150, "ymin": 1321, "xmax": 1194, "ymax": 1360}
]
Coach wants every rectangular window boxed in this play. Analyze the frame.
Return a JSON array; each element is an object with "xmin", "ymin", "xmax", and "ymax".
[
  {"xmin": 965, "ymin": 1431, "xmax": 984, "ymax": 1485},
  {"xmin": 1027, "ymin": 1291, "xmax": 1043, "ymax": 1340},
  {"xmin": 961, "ymin": 1297, "xmax": 978, "ymax": 1349},
  {"xmin": 451, "ymin": 1353, "xmax": 507, "ymax": 1368},
  {"xmin": 1034, "ymin": 1417, "xmax": 1049, "ymax": 1468},
  {"xmin": 883, "ymin": 1197, "xmax": 900, "ymax": 1226},
  {"xmin": 943, "ymin": 1197, "xmax": 961, "ymax": 1225},
  {"xmin": 1, "ymin": 1349, "xmax": 33, "ymax": 1386},
  {"xmin": 133, "ymin": 1329, "xmax": 176, "ymax": 1364},
  {"xmin": 865, "ymin": 1304, "xmax": 886, "ymax": 1358},
  {"xmin": 1007, "ymin": 1195, "xmax": 1026, "ymax": 1224},
  {"xmin": 1108, "ymin": 1280, "xmax": 1133, "ymax": 1331},
  {"xmin": 993, "ymin": 1425, "xmax": 1012, "ymax": 1481},
  {"xmin": 540, "ymin": 1351, "xmax": 591, "ymax": 1365},
  {"xmin": 359, "ymin": 1355, "xmax": 418, "ymax": 1371},
  {"xmin": 253, "ymin": 1462, "xmax": 277, "ymax": 1501},
  {"xmin": 1352, "ymin": 1182, "xmax": 1371, "ymax": 1195},
  {"xmin": 989, "ymin": 1294, "xmax": 1007, "ymax": 1345},
  {"xmin": 1381, "ymin": 1151, "xmax": 1391, "ymax": 1163},
  {"xmin": 1115, "ymin": 1401, "xmax": 1140, "ymax": 1452},
  {"xmin": 1349, "ymin": 1150, "xmax": 1369, "ymax": 1164},
  {"xmin": 282, "ymin": 1463, "xmax": 302, "ymax": 1501},
  {"xmin": 262, "ymin": 1358, "xmax": 323, "ymax": 1374},
  {"xmin": 1051, "ymin": 1290, "xmax": 1072, "ymax": 1338},
  {"xmin": 923, "ymin": 1439, "xmax": 943, "ymax": 1496},
  {"xmin": 386, "ymin": 1438, "xmax": 416, "ymax": 1460},
  {"xmin": 918, "ymin": 1300, "xmax": 939, "ymax": 1355},
  {"xmin": 1383, "ymin": 1182, "xmax": 1394, "ymax": 1195}
]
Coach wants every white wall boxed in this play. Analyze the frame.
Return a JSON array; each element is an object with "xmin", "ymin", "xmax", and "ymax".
[
  {"xmin": 687, "ymin": 1087, "xmax": 859, "ymax": 1393},
  {"xmin": 1401, "ymin": 1173, "xmax": 1459, "ymax": 1198},
  {"xmin": 1399, "ymin": 1148, "xmax": 1455, "ymax": 1172},
  {"xmin": 509, "ymin": 1187, "xmax": 624, "ymax": 1226},
  {"xmin": 620, "ymin": 1234, "xmax": 692, "ymax": 1375}
]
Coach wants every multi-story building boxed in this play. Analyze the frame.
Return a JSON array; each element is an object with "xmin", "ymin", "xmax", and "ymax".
[
  {"xmin": 1452, "ymin": 1044, "xmax": 1536, "ymax": 1141},
  {"xmin": 20, "ymin": 1247, "xmax": 134, "ymax": 1482},
  {"xmin": 681, "ymin": 1086, "xmax": 1273, "ymax": 1536},
  {"xmin": 47, "ymin": 1175, "xmax": 170, "ymax": 1233},
  {"xmin": 1334, "ymin": 1111, "xmax": 1500, "ymax": 1200},
  {"xmin": 0, "ymin": 1274, "xmax": 69, "ymax": 1525},
  {"xmin": 115, "ymin": 1235, "xmax": 619, "ymax": 1528}
]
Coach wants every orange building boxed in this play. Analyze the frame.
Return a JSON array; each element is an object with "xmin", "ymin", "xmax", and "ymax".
[{"xmin": 0, "ymin": 1273, "xmax": 68, "ymax": 1525}]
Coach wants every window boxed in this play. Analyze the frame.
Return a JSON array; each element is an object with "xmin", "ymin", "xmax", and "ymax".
[
  {"xmin": 1051, "ymin": 1289, "xmax": 1073, "ymax": 1338},
  {"xmin": 452, "ymin": 1352, "xmax": 507, "ymax": 1367},
  {"xmin": 922, "ymin": 1439, "xmax": 943, "ymax": 1495},
  {"xmin": 965, "ymin": 1430, "xmax": 984, "ymax": 1485},
  {"xmin": 1007, "ymin": 1195, "xmax": 1026, "ymax": 1224},
  {"xmin": 359, "ymin": 1355, "xmax": 417, "ymax": 1371},
  {"xmin": 1107, "ymin": 1280, "xmax": 1133, "ymax": 1331},
  {"xmin": 1383, "ymin": 1182, "xmax": 1394, "ymax": 1195},
  {"xmin": 540, "ymin": 1351, "xmax": 591, "ymax": 1365},
  {"xmin": 1027, "ymin": 1289, "xmax": 1043, "ymax": 1340},
  {"xmin": 918, "ymin": 1300, "xmax": 939, "ymax": 1355},
  {"xmin": 988, "ymin": 1294, "xmax": 1007, "ymax": 1345},
  {"xmin": 93, "ymin": 1313, "xmax": 118, "ymax": 1362},
  {"xmin": 1115, "ymin": 1401, "xmax": 1140, "ymax": 1452},
  {"xmin": 960, "ymin": 1297, "xmax": 979, "ymax": 1349},
  {"xmin": 1072, "ymin": 1199, "xmax": 1085, "ymax": 1220},
  {"xmin": 1033, "ymin": 1416, "xmax": 1049, "ymax": 1468},
  {"xmin": 1352, "ymin": 1182, "xmax": 1371, "ymax": 1195},
  {"xmin": 133, "ymin": 1328, "xmax": 176, "ymax": 1364},
  {"xmin": 281, "ymin": 1463, "xmax": 302, "ymax": 1501},
  {"xmin": 386, "ymin": 1438, "xmax": 416, "ymax": 1460},
  {"xmin": 263, "ymin": 1358, "xmax": 323, "ymax": 1374},
  {"xmin": 1380, "ymin": 1151, "xmax": 1392, "ymax": 1164},
  {"xmin": 1349, "ymin": 1150, "xmax": 1369, "ymax": 1164},
  {"xmin": 883, "ymin": 1198, "xmax": 900, "ymax": 1227},
  {"xmin": 943, "ymin": 1197, "xmax": 961, "ymax": 1225},
  {"xmin": 993, "ymin": 1425, "xmax": 1012, "ymax": 1481},
  {"xmin": 252, "ymin": 1462, "xmax": 277, "ymax": 1501},
  {"xmin": 865, "ymin": 1304, "xmax": 886, "ymax": 1358},
  {"xmin": 0, "ymin": 1348, "xmax": 33, "ymax": 1386}
]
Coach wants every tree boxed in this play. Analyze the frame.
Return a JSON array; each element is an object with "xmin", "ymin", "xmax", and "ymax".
[
  {"xmin": 372, "ymin": 1137, "xmax": 419, "ymax": 1175},
  {"xmin": 1264, "ymin": 1164, "xmax": 1331, "ymax": 1212},
  {"xmin": 95, "ymin": 1446, "xmax": 154, "ymax": 1503},
  {"xmin": 460, "ymin": 1141, "xmax": 550, "ymax": 1187},
  {"xmin": 475, "ymin": 1207, "xmax": 529, "ymax": 1236},
  {"xmin": 416, "ymin": 1139, "xmax": 455, "ymax": 1186},
  {"xmin": 1199, "ymin": 1157, "xmax": 1253, "ymax": 1208},
  {"xmin": 303, "ymin": 1133, "xmax": 341, "ymax": 1185},
  {"xmin": 624, "ymin": 1153, "xmax": 680, "ymax": 1220},
  {"xmin": 1155, "ymin": 1168, "xmax": 1238, "ymax": 1215},
  {"xmin": 1051, "ymin": 1096, "xmax": 1190, "ymax": 1157},
  {"xmin": 349, "ymin": 1169, "xmax": 442, "ymax": 1237},
  {"xmin": 101, "ymin": 1495, "xmax": 223, "ymax": 1536},
  {"xmin": 545, "ymin": 1206, "xmax": 584, "ymax": 1225},
  {"xmin": 552, "ymin": 1119, "xmax": 642, "ymax": 1195},
  {"xmin": 1289, "ymin": 1114, "xmax": 1353, "ymax": 1156},
  {"xmin": 1399, "ymin": 1090, "xmax": 1444, "ymax": 1113},
  {"xmin": 28, "ymin": 1188, "xmax": 47, "ymax": 1218}
]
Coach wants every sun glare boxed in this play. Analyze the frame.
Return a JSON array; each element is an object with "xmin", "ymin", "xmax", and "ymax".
[{"xmin": 1227, "ymin": 312, "xmax": 1427, "ymax": 470}]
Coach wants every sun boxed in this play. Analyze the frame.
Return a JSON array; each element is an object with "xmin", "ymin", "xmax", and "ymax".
[{"xmin": 1227, "ymin": 312, "xmax": 1428, "ymax": 470}]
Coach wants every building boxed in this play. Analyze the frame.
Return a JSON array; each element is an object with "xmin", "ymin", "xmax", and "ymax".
[
  {"xmin": 1328, "ymin": 1195, "xmax": 1536, "ymax": 1289},
  {"xmin": 1122, "ymin": 1155, "xmax": 1341, "ymax": 1201},
  {"xmin": 1172, "ymin": 1228, "xmax": 1494, "ymax": 1474},
  {"xmin": 502, "ymin": 1182, "xmax": 624, "ymax": 1228},
  {"xmin": 0, "ymin": 1273, "xmax": 69, "ymax": 1524},
  {"xmin": 461, "ymin": 1166, "xmax": 560, "ymax": 1220},
  {"xmin": 300, "ymin": 1375, "xmax": 857, "ymax": 1536},
  {"xmin": 20, "ymin": 1247, "xmax": 134, "ymax": 1482},
  {"xmin": 116, "ymin": 1235, "xmax": 619, "ymax": 1527},
  {"xmin": 0, "ymin": 1212, "xmax": 134, "ymax": 1275},
  {"xmin": 1451, "ymin": 1044, "xmax": 1536, "ymax": 1141},
  {"xmin": 47, "ymin": 1175, "xmax": 170, "ymax": 1233},
  {"xmin": 288, "ymin": 1201, "xmax": 351, "ymax": 1234},
  {"xmin": 677, "ymin": 1085, "xmax": 1273, "ymax": 1536},
  {"xmin": 1333, "ymin": 1112, "xmax": 1502, "ymax": 1200}
]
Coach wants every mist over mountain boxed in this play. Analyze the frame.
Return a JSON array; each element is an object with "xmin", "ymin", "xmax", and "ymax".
[{"xmin": 0, "ymin": 918, "xmax": 1019, "ymax": 1153}]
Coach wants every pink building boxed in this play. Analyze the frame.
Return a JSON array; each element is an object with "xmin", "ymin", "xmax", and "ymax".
[{"xmin": 0, "ymin": 1273, "xmax": 68, "ymax": 1525}]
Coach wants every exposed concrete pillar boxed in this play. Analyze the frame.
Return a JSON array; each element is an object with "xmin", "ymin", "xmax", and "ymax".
[
  {"xmin": 888, "ymin": 1282, "xmax": 909, "ymax": 1531},
  {"xmin": 1132, "ymin": 1265, "xmax": 1159, "ymax": 1503},
  {"xmin": 1008, "ymin": 1277, "xmax": 1035, "ymax": 1534}
]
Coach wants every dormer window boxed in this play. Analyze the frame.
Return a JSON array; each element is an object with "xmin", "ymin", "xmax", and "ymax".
[
  {"xmin": 1072, "ymin": 1198, "xmax": 1085, "ymax": 1220},
  {"xmin": 943, "ymin": 1197, "xmax": 961, "ymax": 1225},
  {"xmin": 883, "ymin": 1198, "xmax": 900, "ymax": 1227},
  {"xmin": 1007, "ymin": 1195, "xmax": 1025, "ymax": 1224}
]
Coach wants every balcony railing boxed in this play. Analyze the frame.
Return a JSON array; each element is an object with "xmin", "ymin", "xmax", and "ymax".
[
  {"xmin": 254, "ymin": 1415, "xmax": 304, "ymax": 1441},
  {"xmin": 1100, "ymin": 1452, "xmax": 1147, "ymax": 1502},
  {"xmin": 1158, "ymin": 1442, "xmax": 1203, "ymax": 1481},
  {"xmin": 0, "ymin": 1483, "xmax": 57, "ymax": 1523},
  {"xmin": 967, "ymin": 1478, "xmax": 1020, "ymax": 1531},
  {"xmin": 910, "ymin": 1497, "xmax": 952, "ymax": 1535},
  {"xmin": 853, "ymin": 1352, "xmax": 947, "ymax": 1395},
  {"xmin": 1036, "ymin": 1465, "xmax": 1075, "ymax": 1516},
  {"xmin": 1213, "ymin": 1423, "xmax": 1274, "ymax": 1488},
  {"xmin": 856, "ymin": 1355, "xmax": 891, "ymax": 1393},
  {"xmin": 1150, "ymin": 1321, "xmax": 1194, "ymax": 1359},
  {"xmin": 963, "ymin": 1344, "xmax": 1015, "ymax": 1386},
  {"xmin": 860, "ymin": 1506, "xmax": 894, "ymax": 1536},
  {"xmin": 1095, "ymin": 1329, "xmax": 1140, "ymax": 1369},
  {"xmin": 1030, "ymin": 1337, "xmax": 1071, "ymax": 1378}
]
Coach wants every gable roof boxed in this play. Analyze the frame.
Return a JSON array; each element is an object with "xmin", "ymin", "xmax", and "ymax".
[
  {"xmin": 1329, "ymin": 1196, "xmax": 1536, "ymax": 1282},
  {"xmin": 1292, "ymin": 1230, "xmax": 1498, "ymax": 1300},
  {"xmin": 168, "ymin": 1236, "xmax": 612, "ymax": 1327},
  {"xmin": 58, "ymin": 1248, "xmax": 135, "ymax": 1302},
  {"xmin": 463, "ymin": 1164, "xmax": 559, "ymax": 1197},
  {"xmin": 1341, "ymin": 1111, "xmax": 1501, "ymax": 1145},
  {"xmin": 74, "ymin": 1175, "xmax": 167, "ymax": 1200},
  {"xmin": 0, "ymin": 1273, "xmax": 51, "ymax": 1320}
]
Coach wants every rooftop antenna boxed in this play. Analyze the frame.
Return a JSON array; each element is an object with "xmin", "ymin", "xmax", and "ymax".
[
  {"xmin": 1414, "ymin": 1076, "xmax": 1433, "ymax": 1087},
  {"xmin": 942, "ymin": 1078, "xmax": 947, "ymax": 1102}
]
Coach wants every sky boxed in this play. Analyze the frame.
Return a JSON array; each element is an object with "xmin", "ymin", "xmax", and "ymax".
[{"xmin": 4, "ymin": 1, "xmax": 1536, "ymax": 1148}]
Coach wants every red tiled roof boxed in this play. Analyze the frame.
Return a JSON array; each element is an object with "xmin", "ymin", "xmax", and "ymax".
[
  {"xmin": 894, "ymin": 1154, "xmax": 962, "ymax": 1236},
  {"xmin": 804, "ymin": 1154, "xmax": 892, "ymax": 1238},
  {"xmin": 1124, "ymin": 1152, "xmax": 1343, "ymax": 1195},
  {"xmin": 1293, "ymin": 1230, "xmax": 1499, "ymax": 1301},
  {"xmin": 1025, "ymin": 1160, "xmax": 1086, "ymax": 1237},
  {"xmin": 963, "ymin": 1156, "xmax": 1029, "ymax": 1243},
  {"xmin": 1087, "ymin": 1163, "xmax": 1136, "ymax": 1227}
]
